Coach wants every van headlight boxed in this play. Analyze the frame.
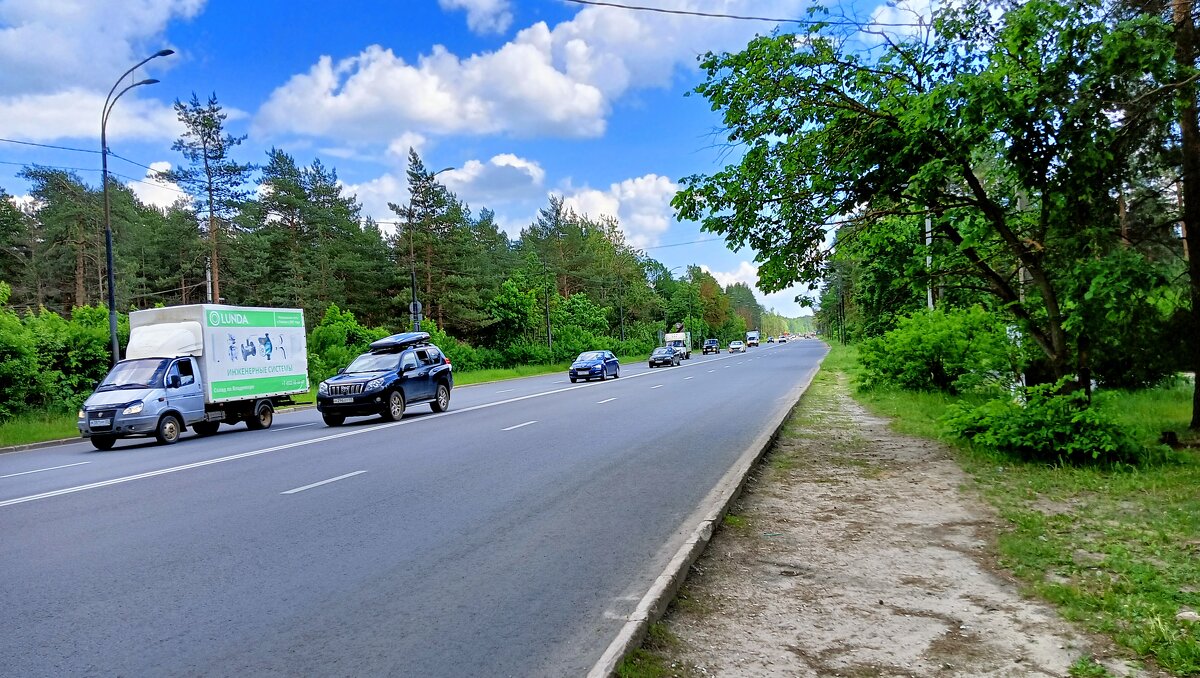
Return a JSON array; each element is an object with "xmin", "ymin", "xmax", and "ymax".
[
  {"xmin": 122, "ymin": 401, "xmax": 144, "ymax": 415},
  {"xmin": 77, "ymin": 409, "xmax": 85, "ymax": 419}
]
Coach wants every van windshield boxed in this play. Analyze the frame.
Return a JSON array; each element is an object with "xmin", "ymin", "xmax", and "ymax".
[{"xmin": 97, "ymin": 358, "xmax": 170, "ymax": 391}]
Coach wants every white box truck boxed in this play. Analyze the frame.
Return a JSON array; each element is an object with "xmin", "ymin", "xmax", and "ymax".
[
  {"xmin": 77, "ymin": 305, "xmax": 308, "ymax": 450},
  {"xmin": 664, "ymin": 331, "xmax": 692, "ymax": 359},
  {"xmin": 746, "ymin": 330, "xmax": 760, "ymax": 347}
]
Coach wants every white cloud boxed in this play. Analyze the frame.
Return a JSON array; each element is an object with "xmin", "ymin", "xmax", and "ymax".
[
  {"xmin": 0, "ymin": 0, "xmax": 200, "ymax": 97},
  {"xmin": 339, "ymin": 172, "xmax": 409, "ymax": 233},
  {"xmin": 126, "ymin": 161, "xmax": 188, "ymax": 209},
  {"xmin": 0, "ymin": 88, "xmax": 181, "ymax": 143},
  {"xmin": 443, "ymin": 154, "xmax": 545, "ymax": 202},
  {"xmin": 254, "ymin": 1, "xmax": 808, "ymax": 144},
  {"xmin": 386, "ymin": 132, "xmax": 432, "ymax": 162},
  {"xmin": 438, "ymin": 0, "xmax": 513, "ymax": 34},
  {"xmin": 701, "ymin": 261, "xmax": 813, "ymax": 316},
  {"xmin": 562, "ymin": 173, "xmax": 677, "ymax": 249}
]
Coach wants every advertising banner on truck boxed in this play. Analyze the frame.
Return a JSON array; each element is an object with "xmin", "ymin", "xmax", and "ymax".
[{"xmin": 203, "ymin": 308, "xmax": 308, "ymax": 402}]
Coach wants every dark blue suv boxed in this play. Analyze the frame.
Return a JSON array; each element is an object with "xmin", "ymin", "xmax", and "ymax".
[{"xmin": 317, "ymin": 332, "xmax": 453, "ymax": 426}]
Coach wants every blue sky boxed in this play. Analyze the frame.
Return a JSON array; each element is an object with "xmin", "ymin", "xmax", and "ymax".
[{"xmin": 0, "ymin": 0, "xmax": 919, "ymax": 316}]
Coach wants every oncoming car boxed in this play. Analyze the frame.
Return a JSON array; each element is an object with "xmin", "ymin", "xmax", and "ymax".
[
  {"xmin": 728, "ymin": 340, "xmax": 746, "ymax": 353},
  {"xmin": 648, "ymin": 346, "xmax": 681, "ymax": 368},
  {"xmin": 316, "ymin": 332, "xmax": 452, "ymax": 426},
  {"xmin": 569, "ymin": 350, "xmax": 620, "ymax": 382},
  {"xmin": 702, "ymin": 338, "xmax": 720, "ymax": 355}
]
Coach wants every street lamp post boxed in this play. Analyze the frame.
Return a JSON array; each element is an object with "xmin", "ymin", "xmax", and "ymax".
[
  {"xmin": 405, "ymin": 166, "xmax": 454, "ymax": 331},
  {"xmin": 101, "ymin": 48, "xmax": 174, "ymax": 365}
]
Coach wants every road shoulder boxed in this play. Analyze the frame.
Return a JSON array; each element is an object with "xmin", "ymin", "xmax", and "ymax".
[{"xmin": 622, "ymin": 369, "xmax": 1157, "ymax": 677}]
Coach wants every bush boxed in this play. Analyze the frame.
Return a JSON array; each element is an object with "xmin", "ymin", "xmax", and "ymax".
[
  {"xmin": 858, "ymin": 306, "xmax": 1019, "ymax": 394},
  {"xmin": 307, "ymin": 304, "xmax": 388, "ymax": 383},
  {"xmin": 942, "ymin": 379, "xmax": 1144, "ymax": 465}
]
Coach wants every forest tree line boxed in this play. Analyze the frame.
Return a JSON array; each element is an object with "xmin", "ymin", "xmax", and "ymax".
[{"xmin": 0, "ymin": 95, "xmax": 803, "ymax": 420}]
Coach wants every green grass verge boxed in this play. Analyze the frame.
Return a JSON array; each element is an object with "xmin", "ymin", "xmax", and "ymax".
[
  {"xmin": 0, "ymin": 410, "xmax": 80, "ymax": 448},
  {"xmin": 824, "ymin": 343, "xmax": 1200, "ymax": 675}
]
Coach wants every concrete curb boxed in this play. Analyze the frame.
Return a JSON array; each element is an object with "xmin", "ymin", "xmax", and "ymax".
[
  {"xmin": 0, "ymin": 403, "xmax": 318, "ymax": 456},
  {"xmin": 586, "ymin": 347, "xmax": 829, "ymax": 678}
]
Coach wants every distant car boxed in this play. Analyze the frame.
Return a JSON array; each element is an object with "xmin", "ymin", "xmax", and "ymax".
[
  {"xmin": 779, "ymin": 336, "xmax": 788, "ymax": 343},
  {"xmin": 570, "ymin": 350, "xmax": 620, "ymax": 383},
  {"xmin": 649, "ymin": 346, "xmax": 681, "ymax": 368},
  {"xmin": 728, "ymin": 340, "xmax": 746, "ymax": 353},
  {"xmin": 767, "ymin": 336, "xmax": 775, "ymax": 343},
  {"xmin": 702, "ymin": 338, "xmax": 720, "ymax": 355},
  {"xmin": 317, "ymin": 331, "xmax": 453, "ymax": 426}
]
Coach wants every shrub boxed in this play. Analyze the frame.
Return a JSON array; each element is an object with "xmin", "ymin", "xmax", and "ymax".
[
  {"xmin": 942, "ymin": 379, "xmax": 1144, "ymax": 465},
  {"xmin": 858, "ymin": 306, "xmax": 1019, "ymax": 394}
]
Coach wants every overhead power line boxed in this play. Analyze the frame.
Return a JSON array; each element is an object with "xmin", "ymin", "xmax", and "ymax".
[{"xmin": 561, "ymin": 0, "xmax": 929, "ymax": 27}]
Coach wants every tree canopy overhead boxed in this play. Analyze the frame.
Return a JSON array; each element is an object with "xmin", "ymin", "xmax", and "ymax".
[{"xmin": 674, "ymin": 0, "xmax": 1186, "ymax": 391}]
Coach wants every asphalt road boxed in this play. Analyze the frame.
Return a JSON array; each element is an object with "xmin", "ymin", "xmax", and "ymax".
[{"xmin": 0, "ymin": 339, "xmax": 827, "ymax": 677}]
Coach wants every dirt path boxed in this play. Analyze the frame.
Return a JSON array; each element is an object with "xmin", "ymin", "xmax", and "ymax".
[{"xmin": 633, "ymin": 373, "xmax": 1153, "ymax": 678}]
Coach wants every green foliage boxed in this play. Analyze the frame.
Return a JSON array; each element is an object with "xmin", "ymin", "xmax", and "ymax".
[
  {"xmin": 943, "ymin": 380, "xmax": 1145, "ymax": 465},
  {"xmin": 307, "ymin": 304, "xmax": 388, "ymax": 383},
  {"xmin": 858, "ymin": 307, "xmax": 1019, "ymax": 394}
]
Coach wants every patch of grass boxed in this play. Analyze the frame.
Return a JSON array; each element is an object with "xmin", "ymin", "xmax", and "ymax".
[
  {"xmin": 822, "ymin": 344, "xmax": 1200, "ymax": 675},
  {"xmin": 0, "ymin": 410, "xmax": 79, "ymax": 448},
  {"xmin": 616, "ymin": 623, "xmax": 692, "ymax": 678},
  {"xmin": 1068, "ymin": 655, "xmax": 1115, "ymax": 677},
  {"xmin": 616, "ymin": 648, "xmax": 689, "ymax": 678},
  {"xmin": 722, "ymin": 514, "xmax": 748, "ymax": 529}
]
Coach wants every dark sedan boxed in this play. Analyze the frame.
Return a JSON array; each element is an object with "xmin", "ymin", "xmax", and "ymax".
[
  {"xmin": 648, "ymin": 346, "xmax": 680, "ymax": 368},
  {"xmin": 569, "ymin": 350, "xmax": 620, "ymax": 383}
]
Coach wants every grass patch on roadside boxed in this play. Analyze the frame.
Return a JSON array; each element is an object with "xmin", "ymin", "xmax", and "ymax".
[
  {"xmin": 822, "ymin": 343, "xmax": 1200, "ymax": 675},
  {"xmin": 0, "ymin": 410, "xmax": 79, "ymax": 448},
  {"xmin": 617, "ymin": 623, "xmax": 693, "ymax": 678}
]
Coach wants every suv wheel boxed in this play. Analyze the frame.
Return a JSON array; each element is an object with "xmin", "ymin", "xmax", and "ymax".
[
  {"xmin": 381, "ymin": 390, "xmax": 406, "ymax": 421},
  {"xmin": 322, "ymin": 413, "xmax": 345, "ymax": 427},
  {"xmin": 431, "ymin": 383, "xmax": 451, "ymax": 412}
]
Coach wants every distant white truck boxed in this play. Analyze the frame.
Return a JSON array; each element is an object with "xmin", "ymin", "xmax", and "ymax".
[
  {"xmin": 664, "ymin": 331, "xmax": 692, "ymax": 359},
  {"xmin": 77, "ymin": 304, "xmax": 309, "ymax": 450},
  {"xmin": 746, "ymin": 330, "xmax": 760, "ymax": 347}
]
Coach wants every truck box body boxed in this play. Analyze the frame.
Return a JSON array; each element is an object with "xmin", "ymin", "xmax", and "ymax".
[
  {"xmin": 78, "ymin": 305, "xmax": 307, "ymax": 449},
  {"xmin": 128, "ymin": 305, "xmax": 308, "ymax": 403},
  {"xmin": 663, "ymin": 331, "xmax": 692, "ymax": 359},
  {"xmin": 746, "ymin": 330, "xmax": 760, "ymax": 347}
]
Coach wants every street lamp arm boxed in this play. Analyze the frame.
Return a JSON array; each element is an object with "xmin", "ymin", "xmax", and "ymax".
[
  {"xmin": 104, "ymin": 49, "xmax": 174, "ymax": 113},
  {"xmin": 103, "ymin": 79, "xmax": 159, "ymax": 133}
]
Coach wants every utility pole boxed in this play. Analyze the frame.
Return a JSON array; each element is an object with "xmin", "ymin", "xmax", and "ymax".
[
  {"xmin": 925, "ymin": 215, "xmax": 935, "ymax": 310},
  {"xmin": 543, "ymin": 259, "xmax": 553, "ymax": 353}
]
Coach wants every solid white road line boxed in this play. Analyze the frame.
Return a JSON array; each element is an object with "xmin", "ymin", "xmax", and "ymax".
[
  {"xmin": 597, "ymin": 398, "xmax": 617, "ymax": 404},
  {"xmin": 281, "ymin": 470, "xmax": 368, "ymax": 495},
  {"xmin": 502, "ymin": 420, "xmax": 537, "ymax": 431},
  {"xmin": 273, "ymin": 423, "xmax": 317, "ymax": 432},
  {"xmin": 650, "ymin": 385, "xmax": 664, "ymax": 390},
  {"xmin": 0, "ymin": 461, "xmax": 90, "ymax": 479}
]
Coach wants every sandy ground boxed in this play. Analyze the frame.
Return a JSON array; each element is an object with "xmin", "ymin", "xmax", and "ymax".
[{"xmin": 641, "ymin": 374, "xmax": 1158, "ymax": 678}]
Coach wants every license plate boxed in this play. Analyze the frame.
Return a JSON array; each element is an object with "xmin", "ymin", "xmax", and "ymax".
[
  {"xmin": 89, "ymin": 418, "xmax": 111, "ymax": 427},
  {"xmin": 333, "ymin": 397, "xmax": 353, "ymax": 404}
]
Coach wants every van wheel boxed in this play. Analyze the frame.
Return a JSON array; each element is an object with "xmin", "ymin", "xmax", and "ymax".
[
  {"xmin": 431, "ymin": 383, "xmax": 451, "ymax": 413},
  {"xmin": 381, "ymin": 391, "xmax": 405, "ymax": 421},
  {"xmin": 155, "ymin": 414, "xmax": 182, "ymax": 445},
  {"xmin": 246, "ymin": 401, "xmax": 274, "ymax": 430},
  {"xmin": 90, "ymin": 435, "xmax": 116, "ymax": 451},
  {"xmin": 192, "ymin": 421, "xmax": 220, "ymax": 436},
  {"xmin": 322, "ymin": 413, "xmax": 345, "ymax": 427}
]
